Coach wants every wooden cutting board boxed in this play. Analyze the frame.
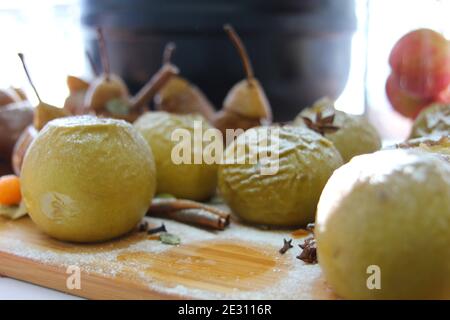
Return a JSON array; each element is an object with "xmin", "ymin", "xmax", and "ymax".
[{"xmin": 0, "ymin": 215, "xmax": 336, "ymax": 300}]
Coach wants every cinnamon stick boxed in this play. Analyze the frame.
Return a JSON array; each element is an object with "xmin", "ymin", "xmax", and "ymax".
[
  {"xmin": 151, "ymin": 198, "xmax": 230, "ymax": 220},
  {"xmin": 151, "ymin": 209, "xmax": 229, "ymax": 230},
  {"xmin": 129, "ymin": 64, "xmax": 179, "ymax": 111},
  {"xmin": 148, "ymin": 198, "xmax": 231, "ymax": 230}
]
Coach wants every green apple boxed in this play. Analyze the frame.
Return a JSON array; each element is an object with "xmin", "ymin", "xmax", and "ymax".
[
  {"xmin": 410, "ymin": 103, "xmax": 450, "ymax": 139},
  {"xmin": 294, "ymin": 98, "xmax": 381, "ymax": 162},
  {"xmin": 316, "ymin": 149, "xmax": 450, "ymax": 299},
  {"xmin": 134, "ymin": 111, "xmax": 218, "ymax": 201},
  {"xmin": 218, "ymin": 126, "xmax": 343, "ymax": 227},
  {"xmin": 21, "ymin": 116, "xmax": 156, "ymax": 242}
]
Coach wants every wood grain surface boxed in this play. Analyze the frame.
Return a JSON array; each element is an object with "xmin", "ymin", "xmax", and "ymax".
[{"xmin": 0, "ymin": 216, "xmax": 336, "ymax": 300}]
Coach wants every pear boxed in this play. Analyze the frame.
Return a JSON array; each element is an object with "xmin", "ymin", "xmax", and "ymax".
[
  {"xmin": 17, "ymin": 53, "xmax": 69, "ymax": 131},
  {"xmin": 12, "ymin": 125, "xmax": 37, "ymax": 176},
  {"xmin": 85, "ymin": 73, "xmax": 129, "ymax": 111},
  {"xmin": 64, "ymin": 75, "xmax": 90, "ymax": 115},
  {"xmin": 33, "ymin": 102, "xmax": 70, "ymax": 131},
  {"xmin": 0, "ymin": 89, "xmax": 20, "ymax": 107},
  {"xmin": 67, "ymin": 75, "xmax": 90, "ymax": 94},
  {"xmin": 94, "ymin": 63, "xmax": 178, "ymax": 123},
  {"xmin": 10, "ymin": 87, "xmax": 28, "ymax": 101},
  {"xmin": 18, "ymin": 53, "xmax": 68, "ymax": 128},
  {"xmin": 85, "ymin": 29, "xmax": 178, "ymax": 122},
  {"xmin": 84, "ymin": 28, "xmax": 129, "ymax": 112},
  {"xmin": 154, "ymin": 43, "xmax": 216, "ymax": 122},
  {"xmin": 86, "ymin": 62, "xmax": 178, "ymax": 123},
  {"xmin": 0, "ymin": 101, "xmax": 33, "ymax": 167},
  {"xmin": 213, "ymin": 24, "xmax": 272, "ymax": 135},
  {"xmin": 14, "ymin": 53, "xmax": 69, "ymax": 174}
]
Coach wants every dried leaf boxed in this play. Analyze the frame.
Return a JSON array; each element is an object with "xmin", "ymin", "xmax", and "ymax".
[
  {"xmin": 0, "ymin": 201, "xmax": 28, "ymax": 220},
  {"xmin": 159, "ymin": 232, "xmax": 181, "ymax": 245}
]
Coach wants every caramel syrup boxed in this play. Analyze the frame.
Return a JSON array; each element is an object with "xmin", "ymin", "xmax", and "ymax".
[
  {"xmin": 291, "ymin": 228, "xmax": 311, "ymax": 239},
  {"xmin": 117, "ymin": 240, "xmax": 285, "ymax": 292}
]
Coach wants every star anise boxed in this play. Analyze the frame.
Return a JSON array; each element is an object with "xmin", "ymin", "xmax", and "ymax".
[
  {"xmin": 279, "ymin": 238, "xmax": 294, "ymax": 254},
  {"xmin": 297, "ymin": 237, "xmax": 318, "ymax": 264},
  {"xmin": 301, "ymin": 110, "xmax": 340, "ymax": 136}
]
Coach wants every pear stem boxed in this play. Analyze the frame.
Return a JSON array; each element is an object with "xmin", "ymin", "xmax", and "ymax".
[
  {"xmin": 130, "ymin": 64, "xmax": 179, "ymax": 110},
  {"xmin": 163, "ymin": 42, "xmax": 176, "ymax": 65},
  {"xmin": 96, "ymin": 27, "xmax": 111, "ymax": 81},
  {"xmin": 85, "ymin": 50, "xmax": 100, "ymax": 76},
  {"xmin": 17, "ymin": 53, "xmax": 42, "ymax": 103},
  {"xmin": 224, "ymin": 24, "xmax": 255, "ymax": 80}
]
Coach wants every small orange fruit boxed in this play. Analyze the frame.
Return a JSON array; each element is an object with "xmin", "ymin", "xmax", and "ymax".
[{"xmin": 0, "ymin": 175, "xmax": 21, "ymax": 206}]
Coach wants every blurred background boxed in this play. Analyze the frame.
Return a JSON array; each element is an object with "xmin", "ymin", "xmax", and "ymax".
[{"xmin": 1, "ymin": 0, "xmax": 450, "ymax": 141}]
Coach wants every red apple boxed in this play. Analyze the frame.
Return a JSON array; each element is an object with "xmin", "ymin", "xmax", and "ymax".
[
  {"xmin": 386, "ymin": 73, "xmax": 433, "ymax": 119},
  {"xmin": 436, "ymin": 84, "xmax": 450, "ymax": 103},
  {"xmin": 389, "ymin": 28, "xmax": 450, "ymax": 99}
]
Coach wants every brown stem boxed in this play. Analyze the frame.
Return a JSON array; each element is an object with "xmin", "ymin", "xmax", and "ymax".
[
  {"xmin": 129, "ymin": 64, "xmax": 179, "ymax": 110},
  {"xmin": 96, "ymin": 27, "xmax": 111, "ymax": 81},
  {"xmin": 148, "ymin": 198, "xmax": 231, "ymax": 230},
  {"xmin": 224, "ymin": 24, "xmax": 254, "ymax": 80},
  {"xmin": 85, "ymin": 50, "xmax": 100, "ymax": 76},
  {"xmin": 17, "ymin": 53, "xmax": 42, "ymax": 103},
  {"xmin": 162, "ymin": 42, "xmax": 176, "ymax": 65}
]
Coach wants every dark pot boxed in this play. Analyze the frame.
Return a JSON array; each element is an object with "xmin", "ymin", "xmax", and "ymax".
[{"xmin": 81, "ymin": 0, "xmax": 356, "ymax": 121}]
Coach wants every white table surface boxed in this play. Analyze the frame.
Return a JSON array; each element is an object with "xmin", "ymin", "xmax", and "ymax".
[{"xmin": 0, "ymin": 276, "xmax": 81, "ymax": 300}]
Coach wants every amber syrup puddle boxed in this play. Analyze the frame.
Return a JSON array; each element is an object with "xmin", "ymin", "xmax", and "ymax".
[
  {"xmin": 117, "ymin": 240, "xmax": 286, "ymax": 292},
  {"xmin": 291, "ymin": 228, "xmax": 311, "ymax": 239}
]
